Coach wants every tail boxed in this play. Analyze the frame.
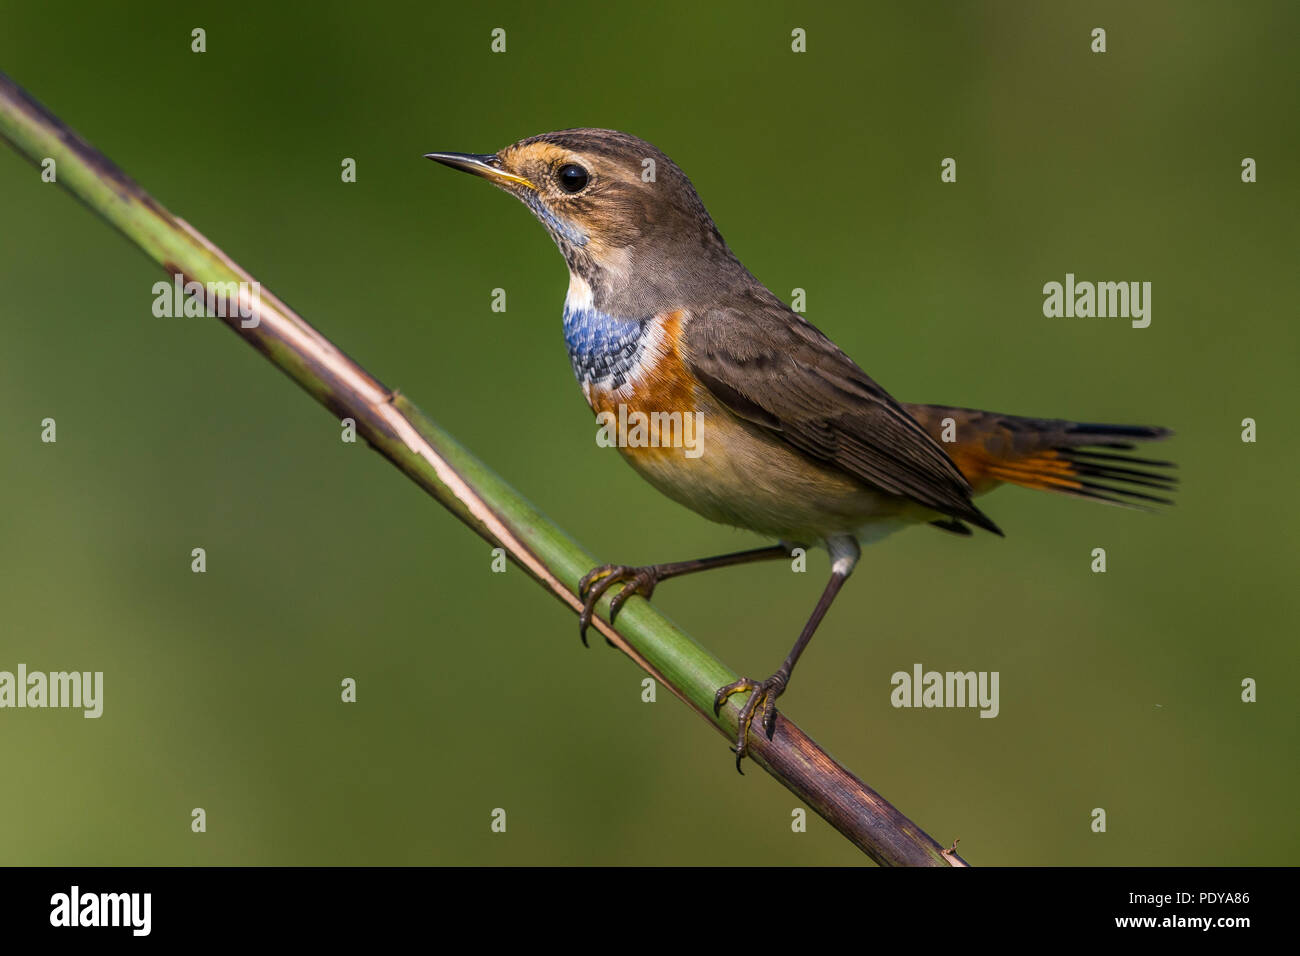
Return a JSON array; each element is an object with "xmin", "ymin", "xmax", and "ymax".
[{"xmin": 903, "ymin": 404, "xmax": 1176, "ymax": 510}]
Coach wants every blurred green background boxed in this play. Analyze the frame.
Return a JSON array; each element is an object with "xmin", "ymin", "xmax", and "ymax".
[{"xmin": 1, "ymin": 1, "xmax": 1296, "ymax": 865}]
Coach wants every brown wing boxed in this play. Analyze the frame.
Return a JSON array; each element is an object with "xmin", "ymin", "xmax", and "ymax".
[{"xmin": 682, "ymin": 301, "xmax": 1002, "ymax": 534}]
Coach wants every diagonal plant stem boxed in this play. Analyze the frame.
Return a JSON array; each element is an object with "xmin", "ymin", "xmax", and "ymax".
[{"xmin": 0, "ymin": 70, "xmax": 968, "ymax": 867}]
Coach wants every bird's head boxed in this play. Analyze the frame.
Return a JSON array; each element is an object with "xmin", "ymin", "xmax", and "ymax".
[{"xmin": 427, "ymin": 129, "xmax": 748, "ymax": 312}]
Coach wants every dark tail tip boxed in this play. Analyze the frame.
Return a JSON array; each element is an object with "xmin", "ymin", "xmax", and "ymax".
[{"xmin": 967, "ymin": 507, "xmax": 1004, "ymax": 537}]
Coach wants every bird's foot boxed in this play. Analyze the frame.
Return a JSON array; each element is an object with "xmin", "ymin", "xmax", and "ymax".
[
  {"xmin": 713, "ymin": 672, "xmax": 787, "ymax": 773},
  {"xmin": 577, "ymin": 563, "xmax": 662, "ymax": 647}
]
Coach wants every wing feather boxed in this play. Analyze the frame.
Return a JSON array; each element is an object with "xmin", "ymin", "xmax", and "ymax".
[{"xmin": 683, "ymin": 303, "xmax": 1001, "ymax": 534}]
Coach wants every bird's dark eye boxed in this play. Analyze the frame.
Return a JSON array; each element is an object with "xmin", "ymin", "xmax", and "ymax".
[{"xmin": 557, "ymin": 163, "xmax": 589, "ymax": 193}]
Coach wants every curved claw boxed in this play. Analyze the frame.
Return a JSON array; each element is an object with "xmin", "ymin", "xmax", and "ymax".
[
  {"xmin": 712, "ymin": 674, "xmax": 787, "ymax": 773},
  {"xmin": 607, "ymin": 569, "xmax": 657, "ymax": 622},
  {"xmin": 577, "ymin": 564, "xmax": 617, "ymax": 600},
  {"xmin": 576, "ymin": 564, "xmax": 660, "ymax": 647},
  {"xmin": 577, "ymin": 565, "xmax": 622, "ymax": 647}
]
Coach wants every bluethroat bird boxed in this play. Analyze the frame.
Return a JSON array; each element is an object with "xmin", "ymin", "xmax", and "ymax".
[{"xmin": 427, "ymin": 130, "xmax": 1175, "ymax": 771}]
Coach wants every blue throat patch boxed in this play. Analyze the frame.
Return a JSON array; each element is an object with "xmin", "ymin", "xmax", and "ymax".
[{"xmin": 562, "ymin": 297, "xmax": 648, "ymax": 390}]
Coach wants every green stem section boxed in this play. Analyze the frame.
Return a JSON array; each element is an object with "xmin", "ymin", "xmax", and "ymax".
[{"xmin": 0, "ymin": 70, "xmax": 965, "ymax": 867}]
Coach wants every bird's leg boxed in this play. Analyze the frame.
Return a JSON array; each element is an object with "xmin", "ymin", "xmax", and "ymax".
[
  {"xmin": 714, "ymin": 536, "xmax": 860, "ymax": 773},
  {"xmin": 577, "ymin": 544, "xmax": 792, "ymax": 647}
]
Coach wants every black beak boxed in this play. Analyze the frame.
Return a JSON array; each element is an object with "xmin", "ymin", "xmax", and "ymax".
[{"xmin": 424, "ymin": 152, "xmax": 535, "ymax": 190}]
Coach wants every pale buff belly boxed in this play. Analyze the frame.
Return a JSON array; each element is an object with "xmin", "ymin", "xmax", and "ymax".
[{"xmin": 604, "ymin": 389, "xmax": 933, "ymax": 544}]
